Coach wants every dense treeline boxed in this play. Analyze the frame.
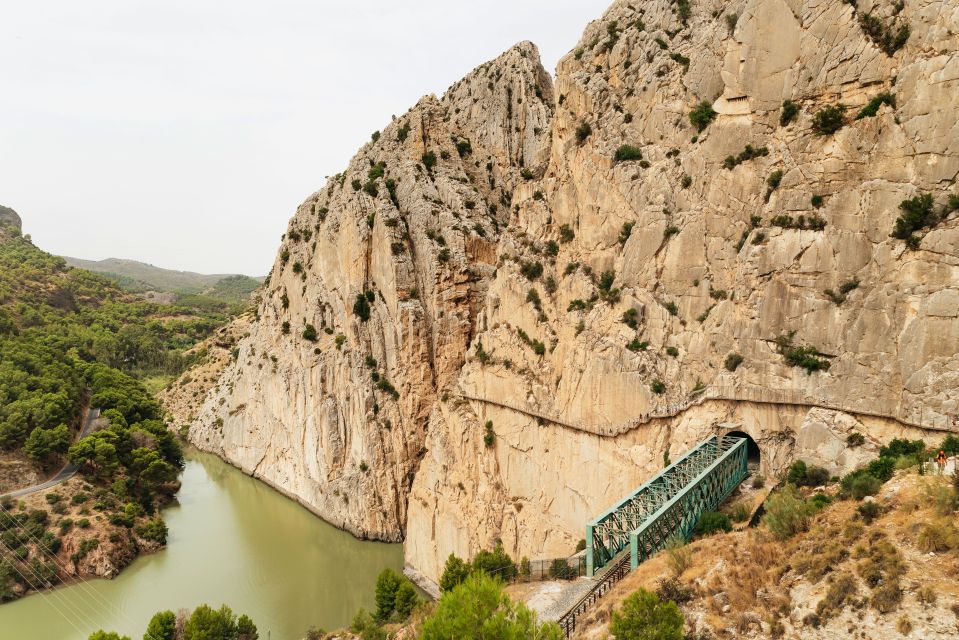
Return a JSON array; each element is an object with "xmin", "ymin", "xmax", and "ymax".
[
  {"xmin": 89, "ymin": 603, "xmax": 258, "ymax": 640},
  {"xmin": 0, "ymin": 223, "xmax": 236, "ymax": 601},
  {"xmin": 0, "ymin": 228, "xmax": 237, "ymax": 465}
]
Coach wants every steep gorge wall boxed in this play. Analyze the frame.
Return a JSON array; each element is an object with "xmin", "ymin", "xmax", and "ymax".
[{"xmin": 188, "ymin": 0, "xmax": 959, "ymax": 587}]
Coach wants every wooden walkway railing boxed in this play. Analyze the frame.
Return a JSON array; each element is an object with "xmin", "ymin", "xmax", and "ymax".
[{"xmin": 458, "ymin": 384, "xmax": 954, "ymax": 437}]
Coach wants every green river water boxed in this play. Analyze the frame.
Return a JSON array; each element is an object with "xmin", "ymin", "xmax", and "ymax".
[{"xmin": 0, "ymin": 451, "xmax": 404, "ymax": 640}]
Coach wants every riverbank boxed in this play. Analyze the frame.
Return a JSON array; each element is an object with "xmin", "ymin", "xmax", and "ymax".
[{"xmin": 0, "ymin": 449, "xmax": 403, "ymax": 640}]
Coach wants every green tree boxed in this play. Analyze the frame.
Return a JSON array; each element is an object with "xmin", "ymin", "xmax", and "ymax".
[
  {"xmin": 439, "ymin": 553, "xmax": 470, "ymax": 592},
  {"xmin": 24, "ymin": 424, "xmax": 71, "ymax": 466},
  {"xmin": 236, "ymin": 614, "xmax": 258, "ymax": 640},
  {"xmin": 471, "ymin": 543, "xmax": 516, "ymax": 580},
  {"xmin": 373, "ymin": 568, "xmax": 402, "ymax": 622},
  {"xmin": 610, "ymin": 588, "xmax": 684, "ymax": 640},
  {"xmin": 393, "ymin": 579, "xmax": 418, "ymax": 620},
  {"xmin": 183, "ymin": 604, "xmax": 240, "ymax": 640},
  {"xmin": 89, "ymin": 633, "xmax": 131, "ymax": 640},
  {"xmin": 144, "ymin": 610, "xmax": 176, "ymax": 640},
  {"xmin": 420, "ymin": 572, "xmax": 561, "ymax": 640}
]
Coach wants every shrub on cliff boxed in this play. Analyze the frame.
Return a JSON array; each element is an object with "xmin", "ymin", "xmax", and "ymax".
[
  {"xmin": 615, "ymin": 145, "xmax": 644, "ymax": 162},
  {"xmin": 353, "ymin": 293, "xmax": 371, "ymax": 321},
  {"xmin": 610, "ymin": 588, "xmax": 684, "ymax": 640},
  {"xmin": 779, "ymin": 100, "xmax": 799, "ymax": 126},
  {"xmin": 812, "ymin": 105, "xmax": 845, "ymax": 135},
  {"xmin": 688, "ymin": 101, "xmax": 716, "ymax": 132}
]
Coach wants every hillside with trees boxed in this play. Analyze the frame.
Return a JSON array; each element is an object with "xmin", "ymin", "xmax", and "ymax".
[{"xmin": 0, "ymin": 216, "xmax": 239, "ymax": 601}]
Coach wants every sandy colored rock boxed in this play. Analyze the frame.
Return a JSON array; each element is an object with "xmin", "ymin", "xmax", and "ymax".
[{"xmin": 178, "ymin": 0, "xmax": 959, "ymax": 591}]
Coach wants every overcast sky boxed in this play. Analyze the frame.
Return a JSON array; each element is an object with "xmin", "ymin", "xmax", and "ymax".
[{"xmin": 0, "ymin": 1, "xmax": 608, "ymax": 275}]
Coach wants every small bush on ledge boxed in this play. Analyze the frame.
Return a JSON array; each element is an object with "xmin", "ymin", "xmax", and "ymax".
[
  {"xmin": 689, "ymin": 101, "xmax": 717, "ymax": 132},
  {"xmin": 614, "ymin": 144, "xmax": 644, "ymax": 162}
]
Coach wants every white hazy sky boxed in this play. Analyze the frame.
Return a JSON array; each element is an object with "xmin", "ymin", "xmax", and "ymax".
[{"xmin": 0, "ymin": 1, "xmax": 608, "ymax": 275}]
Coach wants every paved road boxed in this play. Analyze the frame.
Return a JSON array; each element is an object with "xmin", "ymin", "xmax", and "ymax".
[{"xmin": 1, "ymin": 407, "xmax": 100, "ymax": 499}]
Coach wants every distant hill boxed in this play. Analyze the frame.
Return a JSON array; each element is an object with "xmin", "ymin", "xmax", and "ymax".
[
  {"xmin": 0, "ymin": 204, "xmax": 21, "ymax": 231},
  {"xmin": 63, "ymin": 256, "xmax": 264, "ymax": 301}
]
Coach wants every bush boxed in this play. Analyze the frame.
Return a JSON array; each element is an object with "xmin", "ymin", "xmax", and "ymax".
[
  {"xmin": 857, "ymin": 501, "xmax": 882, "ymax": 524},
  {"xmin": 664, "ymin": 536, "xmax": 692, "ymax": 576},
  {"xmin": 842, "ymin": 472, "xmax": 882, "ymax": 499},
  {"xmin": 483, "ymin": 420, "xmax": 494, "ymax": 448},
  {"xmin": 689, "ymin": 101, "xmax": 717, "ymax": 132},
  {"xmin": 890, "ymin": 193, "xmax": 936, "ymax": 243},
  {"xmin": 302, "ymin": 324, "xmax": 317, "ymax": 342},
  {"xmin": 724, "ymin": 353, "xmax": 744, "ymax": 372},
  {"xmin": 786, "ymin": 460, "xmax": 830, "ymax": 487},
  {"xmin": 422, "ymin": 151, "xmax": 437, "ymax": 171},
  {"xmin": 779, "ymin": 100, "xmax": 799, "ymax": 126},
  {"xmin": 615, "ymin": 145, "xmax": 644, "ymax": 162},
  {"xmin": 695, "ymin": 512, "xmax": 731, "ymax": 536},
  {"xmin": 611, "ymin": 588, "xmax": 684, "ymax": 640},
  {"xmin": 472, "ymin": 543, "xmax": 516, "ymax": 581},
  {"xmin": 519, "ymin": 261, "xmax": 543, "ymax": 281},
  {"xmin": 762, "ymin": 485, "xmax": 815, "ymax": 540},
  {"xmin": 812, "ymin": 105, "xmax": 845, "ymax": 135},
  {"xmin": 353, "ymin": 294, "xmax": 371, "ymax": 322},
  {"xmin": 722, "ymin": 144, "xmax": 769, "ymax": 169},
  {"xmin": 856, "ymin": 92, "xmax": 895, "ymax": 120},
  {"xmin": 651, "ymin": 379, "xmax": 666, "ymax": 395},
  {"xmin": 879, "ymin": 438, "xmax": 926, "ymax": 460},
  {"xmin": 549, "ymin": 558, "xmax": 577, "ymax": 580},
  {"xmin": 420, "ymin": 573, "xmax": 561, "ymax": 640},
  {"xmin": 575, "ymin": 121, "xmax": 592, "ymax": 144},
  {"xmin": 916, "ymin": 521, "xmax": 959, "ymax": 553},
  {"xmin": 655, "ymin": 577, "xmax": 693, "ymax": 604},
  {"xmin": 815, "ymin": 572, "xmax": 857, "ymax": 620}
]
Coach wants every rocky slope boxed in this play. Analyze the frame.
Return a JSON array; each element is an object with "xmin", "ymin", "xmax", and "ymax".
[{"xmin": 187, "ymin": 0, "xmax": 959, "ymax": 589}]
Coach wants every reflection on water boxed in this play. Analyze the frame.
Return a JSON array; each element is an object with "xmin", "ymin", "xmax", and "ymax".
[{"xmin": 0, "ymin": 450, "xmax": 403, "ymax": 640}]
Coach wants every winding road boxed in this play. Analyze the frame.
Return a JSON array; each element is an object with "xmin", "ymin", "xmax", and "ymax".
[{"xmin": 1, "ymin": 407, "xmax": 100, "ymax": 499}]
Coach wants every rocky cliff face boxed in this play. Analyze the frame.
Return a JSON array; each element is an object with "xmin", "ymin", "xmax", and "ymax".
[{"xmin": 188, "ymin": 0, "xmax": 959, "ymax": 588}]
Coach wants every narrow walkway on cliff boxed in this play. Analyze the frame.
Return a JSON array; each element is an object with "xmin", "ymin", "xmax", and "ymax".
[
  {"xmin": 556, "ymin": 434, "xmax": 749, "ymax": 638},
  {"xmin": 458, "ymin": 382, "xmax": 953, "ymax": 437}
]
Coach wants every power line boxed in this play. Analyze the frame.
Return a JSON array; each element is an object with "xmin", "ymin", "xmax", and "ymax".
[
  {"xmin": 0, "ymin": 536, "xmax": 98, "ymax": 638},
  {"xmin": 0, "ymin": 501, "xmax": 169, "ymax": 640}
]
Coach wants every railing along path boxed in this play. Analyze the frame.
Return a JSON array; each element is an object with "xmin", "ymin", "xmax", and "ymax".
[{"xmin": 457, "ymin": 384, "xmax": 954, "ymax": 437}]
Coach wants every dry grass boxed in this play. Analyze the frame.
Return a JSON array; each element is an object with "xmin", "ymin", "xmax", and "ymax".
[{"xmin": 571, "ymin": 473, "xmax": 959, "ymax": 639}]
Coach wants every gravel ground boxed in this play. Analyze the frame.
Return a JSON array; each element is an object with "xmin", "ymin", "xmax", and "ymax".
[{"xmin": 525, "ymin": 578, "xmax": 597, "ymax": 621}]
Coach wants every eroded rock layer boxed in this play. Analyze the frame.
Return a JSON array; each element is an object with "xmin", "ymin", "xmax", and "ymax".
[{"xmin": 188, "ymin": 0, "xmax": 958, "ymax": 587}]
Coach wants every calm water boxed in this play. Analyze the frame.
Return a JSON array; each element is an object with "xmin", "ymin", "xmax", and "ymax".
[{"xmin": 0, "ymin": 451, "xmax": 403, "ymax": 640}]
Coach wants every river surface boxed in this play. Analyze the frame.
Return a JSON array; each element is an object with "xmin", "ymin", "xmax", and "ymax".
[{"xmin": 0, "ymin": 450, "xmax": 403, "ymax": 640}]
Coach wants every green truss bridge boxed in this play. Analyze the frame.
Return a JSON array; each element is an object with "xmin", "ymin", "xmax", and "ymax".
[{"xmin": 558, "ymin": 435, "xmax": 749, "ymax": 636}]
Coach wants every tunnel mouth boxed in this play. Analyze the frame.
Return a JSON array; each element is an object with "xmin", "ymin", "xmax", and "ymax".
[{"xmin": 726, "ymin": 430, "xmax": 760, "ymax": 465}]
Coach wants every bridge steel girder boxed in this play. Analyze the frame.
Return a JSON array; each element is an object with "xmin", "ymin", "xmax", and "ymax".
[
  {"xmin": 586, "ymin": 435, "xmax": 746, "ymax": 577},
  {"xmin": 628, "ymin": 437, "xmax": 748, "ymax": 569}
]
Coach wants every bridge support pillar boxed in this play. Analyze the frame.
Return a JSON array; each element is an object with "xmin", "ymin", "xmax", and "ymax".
[{"xmin": 585, "ymin": 524, "xmax": 595, "ymax": 577}]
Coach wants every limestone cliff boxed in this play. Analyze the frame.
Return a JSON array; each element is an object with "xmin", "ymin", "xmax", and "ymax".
[{"xmin": 187, "ymin": 0, "xmax": 959, "ymax": 588}]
